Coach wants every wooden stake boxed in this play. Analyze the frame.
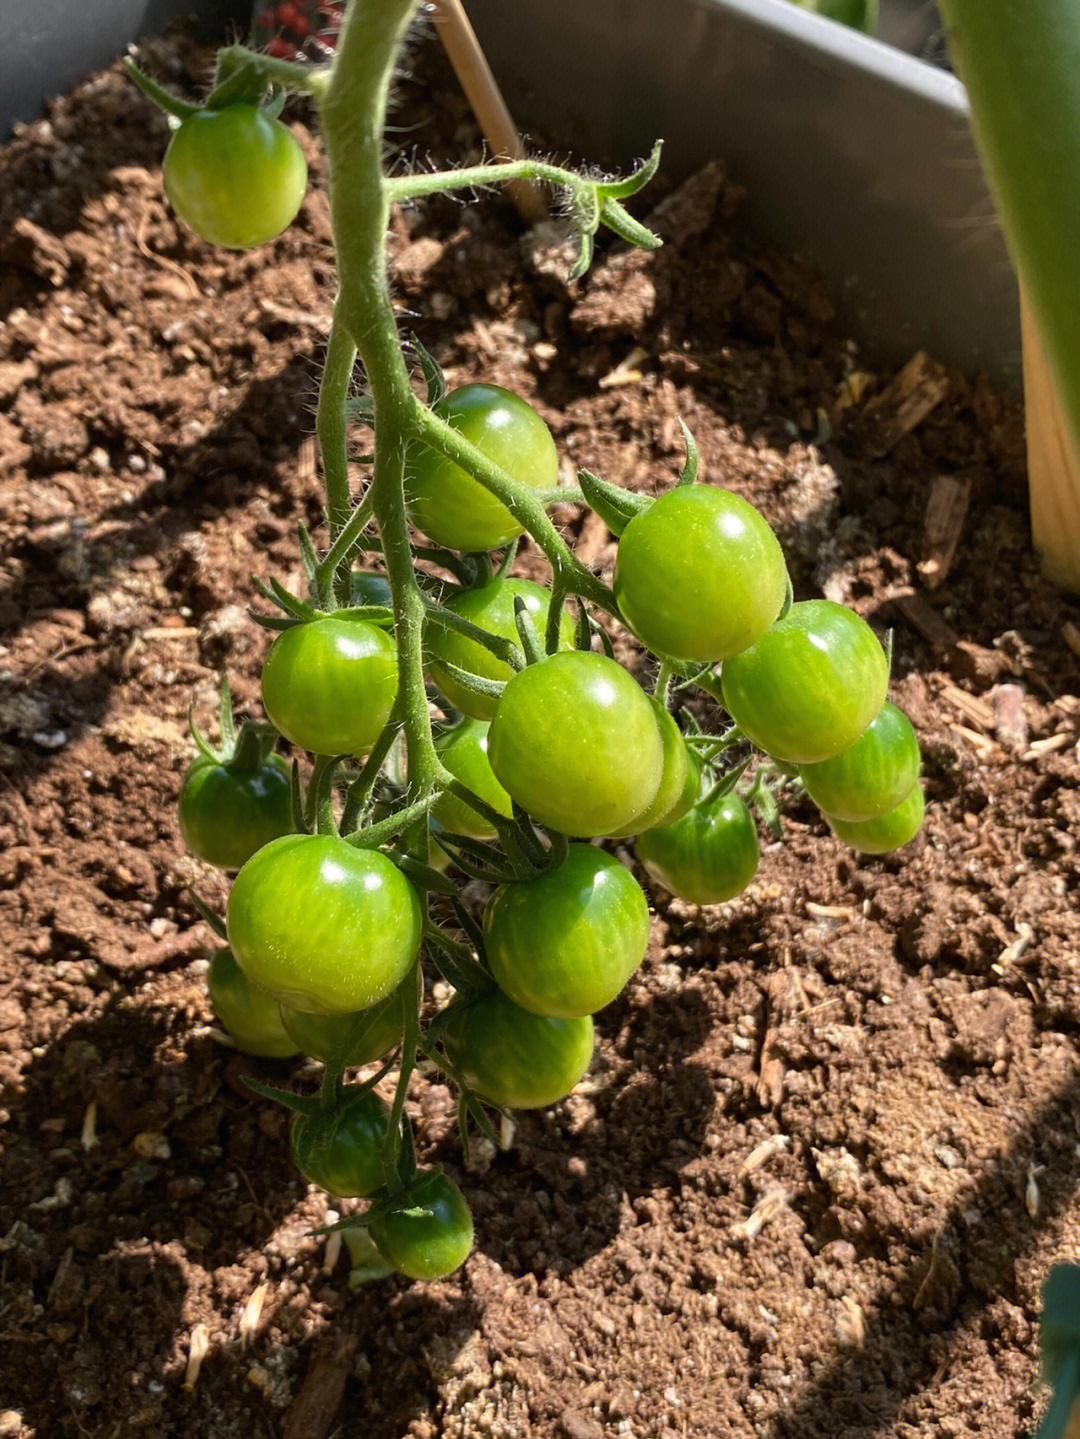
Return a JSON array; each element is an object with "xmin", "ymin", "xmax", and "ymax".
[
  {"xmin": 1020, "ymin": 285, "xmax": 1080, "ymax": 593},
  {"xmin": 429, "ymin": 0, "xmax": 546, "ymax": 226}
]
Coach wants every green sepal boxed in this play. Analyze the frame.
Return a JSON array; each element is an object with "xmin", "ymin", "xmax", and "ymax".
[
  {"xmin": 595, "ymin": 140, "xmax": 663, "ymax": 201},
  {"xmin": 423, "ymin": 597, "xmax": 524, "ymax": 668},
  {"xmin": 242, "ymin": 1077, "xmax": 323, "ymax": 1116},
  {"xmin": 393, "ymin": 855, "xmax": 460, "ymax": 896},
  {"xmin": 703, "ymin": 756, "xmax": 751, "ymax": 804},
  {"xmin": 298, "ymin": 521, "xmax": 321, "ymax": 588},
  {"xmin": 262, "ymin": 86, "xmax": 287, "ymax": 121},
  {"xmin": 289, "ymin": 758, "xmax": 311, "ymax": 835},
  {"xmin": 673, "ymin": 419, "xmax": 700, "ymax": 487},
  {"xmin": 188, "ymin": 890, "xmax": 228, "ymax": 941},
  {"xmin": 598, "ymin": 196, "xmax": 662, "ymax": 253},
  {"xmin": 124, "ymin": 58, "xmax": 201, "ymax": 121},
  {"xmin": 329, "ymin": 604, "xmax": 396, "ymax": 628},
  {"xmin": 513, "ymin": 596, "xmax": 546, "ymax": 666},
  {"xmin": 253, "ymin": 576, "xmax": 322, "ymax": 623},
  {"xmin": 248, "ymin": 609, "xmax": 297, "ymax": 633},
  {"xmin": 577, "ymin": 469, "xmax": 651, "ymax": 537},
  {"xmin": 204, "ymin": 57, "xmax": 266, "ymax": 112},
  {"xmin": 408, "ymin": 333, "xmax": 447, "ymax": 407},
  {"xmin": 747, "ymin": 768, "xmax": 782, "ymax": 841},
  {"xmin": 431, "ymin": 660, "xmax": 506, "ymax": 704},
  {"xmin": 495, "ymin": 539, "xmax": 520, "ymax": 577},
  {"xmin": 345, "ymin": 795, "xmax": 436, "ymax": 850}
]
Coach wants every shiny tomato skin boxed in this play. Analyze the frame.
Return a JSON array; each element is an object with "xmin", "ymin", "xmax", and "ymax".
[
  {"xmin": 290, "ymin": 1086, "xmax": 390, "ymax": 1197},
  {"xmin": 207, "ymin": 948, "xmax": 300, "ymax": 1058},
  {"xmin": 226, "ymin": 834, "xmax": 422, "ymax": 1013},
  {"xmin": 799, "ymin": 700, "xmax": 921, "ymax": 822},
  {"xmin": 178, "ymin": 752, "xmax": 293, "ymax": 870},
  {"xmin": 637, "ymin": 791, "xmax": 759, "ymax": 905},
  {"xmin": 279, "ymin": 988, "xmax": 404, "ymax": 1067},
  {"xmin": 261, "ymin": 615, "xmax": 398, "ymax": 756},
  {"xmin": 431, "ymin": 719, "xmax": 513, "ymax": 840},
  {"xmin": 483, "ymin": 844, "xmax": 651, "ymax": 1018},
  {"xmin": 606, "ymin": 698, "xmax": 699, "ymax": 838},
  {"xmin": 613, "ymin": 486, "xmax": 788, "ymax": 662},
  {"xmin": 828, "ymin": 782, "xmax": 925, "ymax": 854},
  {"xmin": 720, "ymin": 600, "xmax": 889, "ymax": 763},
  {"xmin": 369, "ymin": 1171, "xmax": 474, "ymax": 1280},
  {"xmin": 442, "ymin": 989, "xmax": 594, "ymax": 1109},
  {"xmin": 487, "ymin": 652, "xmax": 664, "ymax": 837},
  {"xmin": 427, "ymin": 578, "xmax": 576, "ymax": 721},
  {"xmin": 163, "ymin": 105, "xmax": 308, "ymax": 250},
  {"xmin": 405, "ymin": 384, "xmax": 558, "ymax": 552}
]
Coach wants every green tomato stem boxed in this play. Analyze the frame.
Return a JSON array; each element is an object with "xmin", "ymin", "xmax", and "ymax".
[
  {"xmin": 316, "ymin": 309, "xmax": 360, "ymax": 541},
  {"xmin": 381, "ymin": 959, "xmax": 422, "ymax": 1193}
]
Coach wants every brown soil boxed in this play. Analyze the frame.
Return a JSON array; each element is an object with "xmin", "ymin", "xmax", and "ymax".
[{"xmin": 2, "ymin": 23, "xmax": 1079, "ymax": 1439}]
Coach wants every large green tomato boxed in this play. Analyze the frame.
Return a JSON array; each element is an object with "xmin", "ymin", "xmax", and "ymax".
[
  {"xmin": 261, "ymin": 615, "xmax": 398, "ymax": 756},
  {"xmin": 405, "ymin": 384, "xmax": 558, "ymax": 552},
  {"xmin": 178, "ymin": 752, "xmax": 293, "ymax": 871},
  {"xmin": 637, "ymin": 791, "xmax": 759, "ymax": 905},
  {"xmin": 483, "ymin": 844, "xmax": 651, "ymax": 1017},
  {"xmin": 280, "ymin": 989, "xmax": 404, "ymax": 1067},
  {"xmin": 487, "ymin": 652, "xmax": 664, "ymax": 836},
  {"xmin": 369, "ymin": 1171, "xmax": 474, "ymax": 1280},
  {"xmin": 206, "ymin": 948, "xmax": 300, "ymax": 1058},
  {"xmin": 226, "ymin": 834, "xmax": 422, "ymax": 1013},
  {"xmin": 290, "ymin": 1086, "xmax": 390, "ymax": 1198},
  {"xmin": 163, "ymin": 105, "xmax": 308, "ymax": 250},
  {"xmin": 720, "ymin": 600, "xmax": 889, "ymax": 763},
  {"xmin": 606, "ymin": 698, "xmax": 700, "ymax": 838},
  {"xmin": 442, "ymin": 989, "xmax": 594, "ymax": 1109},
  {"xmin": 829, "ymin": 782, "xmax": 925, "ymax": 854},
  {"xmin": 799, "ymin": 701, "xmax": 921, "ymax": 822},
  {"xmin": 430, "ymin": 720, "xmax": 513, "ymax": 840},
  {"xmin": 427, "ymin": 577, "xmax": 576, "ymax": 721},
  {"xmin": 613, "ymin": 486, "xmax": 788, "ymax": 662}
]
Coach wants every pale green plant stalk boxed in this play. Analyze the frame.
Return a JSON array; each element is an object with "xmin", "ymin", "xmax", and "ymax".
[{"xmin": 939, "ymin": 0, "xmax": 1080, "ymax": 589}]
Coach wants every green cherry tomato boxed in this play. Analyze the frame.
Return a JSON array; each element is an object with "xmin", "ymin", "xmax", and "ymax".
[
  {"xmin": 606, "ymin": 699, "xmax": 700, "ymax": 838},
  {"xmin": 290, "ymin": 1086, "xmax": 391, "ymax": 1197},
  {"xmin": 720, "ymin": 599, "xmax": 889, "ymax": 764},
  {"xmin": 226, "ymin": 834, "xmax": 422, "ymax": 1013},
  {"xmin": 484, "ymin": 844, "xmax": 651, "ymax": 1017},
  {"xmin": 829, "ymin": 782, "xmax": 925, "ymax": 854},
  {"xmin": 487, "ymin": 652, "xmax": 664, "ymax": 836},
  {"xmin": 178, "ymin": 751, "xmax": 293, "ymax": 870},
  {"xmin": 799, "ymin": 701, "xmax": 921, "ymax": 822},
  {"xmin": 613, "ymin": 486, "xmax": 788, "ymax": 662},
  {"xmin": 206, "ymin": 948, "xmax": 300, "ymax": 1058},
  {"xmin": 427, "ymin": 578, "xmax": 576, "ymax": 721},
  {"xmin": 405, "ymin": 384, "xmax": 558, "ymax": 552},
  {"xmin": 162, "ymin": 105, "xmax": 308, "ymax": 250},
  {"xmin": 637, "ymin": 791, "xmax": 759, "ymax": 905},
  {"xmin": 261, "ymin": 615, "xmax": 398, "ymax": 756},
  {"xmin": 369, "ymin": 1170, "xmax": 474, "ymax": 1281},
  {"xmin": 430, "ymin": 719, "xmax": 513, "ymax": 840},
  {"xmin": 442, "ymin": 989, "xmax": 594, "ymax": 1109},
  {"xmin": 279, "ymin": 989, "xmax": 404, "ymax": 1068}
]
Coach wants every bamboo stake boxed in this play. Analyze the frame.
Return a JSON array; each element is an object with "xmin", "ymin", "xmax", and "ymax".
[
  {"xmin": 429, "ymin": 0, "xmax": 546, "ymax": 225},
  {"xmin": 1021, "ymin": 286, "xmax": 1080, "ymax": 593}
]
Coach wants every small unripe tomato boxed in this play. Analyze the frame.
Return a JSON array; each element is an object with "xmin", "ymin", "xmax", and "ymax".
[
  {"xmin": 261, "ymin": 615, "xmax": 398, "ymax": 757},
  {"xmin": 178, "ymin": 752, "xmax": 293, "ymax": 870},
  {"xmin": 163, "ymin": 105, "xmax": 308, "ymax": 250},
  {"xmin": 206, "ymin": 948, "xmax": 300, "ymax": 1058}
]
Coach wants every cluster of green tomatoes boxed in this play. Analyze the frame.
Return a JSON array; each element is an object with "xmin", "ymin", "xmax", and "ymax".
[{"xmin": 178, "ymin": 381, "xmax": 923, "ymax": 1283}]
